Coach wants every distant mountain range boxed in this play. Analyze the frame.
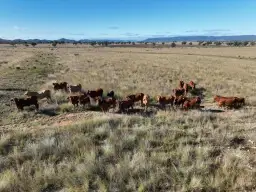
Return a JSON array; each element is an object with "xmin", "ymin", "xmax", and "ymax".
[
  {"xmin": 1, "ymin": 35, "xmax": 256, "ymax": 44},
  {"xmin": 143, "ymin": 35, "xmax": 256, "ymax": 42}
]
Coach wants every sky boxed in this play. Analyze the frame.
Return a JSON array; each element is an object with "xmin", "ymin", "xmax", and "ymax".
[{"xmin": 1, "ymin": 0, "xmax": 256, "ymax": 40}]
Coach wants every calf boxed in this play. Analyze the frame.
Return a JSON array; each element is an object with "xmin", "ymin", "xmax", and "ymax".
[
  {"xmin": 68, "ymin": 84, "xmax": 82, "ymax": 93},
  {"xmin": 87, "ymin": 88, "xmax": 103, "ymax": 98},
  {"xmin": 67, "ymin": 95, "xmax": 80, "ymax": 107},
  {"xmin": 24, "ymin": 89, "xmax": 51, "ymax": 100},
  {"xmin": 79, "ymin": 94, "xmax": 90, "ymax": 106},
  {"xmin": 156, "ymin": 95, "xmax": 175, "ymax": 110},
  {"xmin": 174, "ymin": 96, "xmax": 188, "ymax": 108},
  {"xmin": 126, "ymin": 93, "xmax": 144, "ymax": 106},
  {"xmin": 118, "ymin": 99, "xmax": 134, "ymax": 113},
  {"xmin": 183, "ymin": 96, "xmax": 201, "ymax": 110},
  {"xmin": 107, "ymin": 90, "xmax": 115, "ymax": 98},
  {"xmin": 96, "ymin": 97, "xmax": 117, "ymax": 113},
  {"xmin": 53, "ymin": 82, "xmax": 68, "ymax": 92},
  {"xmin": 11, "ymin": 96, "xmax": 39, "ymax": 111}
]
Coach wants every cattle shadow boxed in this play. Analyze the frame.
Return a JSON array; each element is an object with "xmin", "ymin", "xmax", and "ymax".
[
  {"xmin": 200, "ymin": 108, "xmax": 225, "ymax": 113},
  {"xmin": 0, "ymin": 88, "xmax": 27, "ymax": 92},
  {"xmin": 115, "ymin": 108, "xmax": 156, "ymax": 117},
  {"xmin": 190, "ymin": 87, "xmax": 206, "ymax": 97},
  {"xmin": 38, "ymin": 109, "xmax": 58, "ymax": 116}
]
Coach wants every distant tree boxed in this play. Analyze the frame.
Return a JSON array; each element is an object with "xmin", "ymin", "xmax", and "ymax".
[
  {"xmin": 171, "ymin": 42, "xmax": 176, "ymax": 48},
  {"xmin": 90, "ymin": 41, "xmax": 97, "ymax": 46},
  {"xmin": 145, "ymin": 42, "xmax": 148, "ymax": 45},
  {"xmin": 243, "ymin": 41, "xmax": 249, "ymax": 46},
  {"xmin": 128, "ymin": 41, "xmax": 131, "ymax": 44},
  {"xmin": 10, "ymin": 42, "xmax": 16, "ymax": 47},
  {"xmin": 52, "ymin": 41, "xmax": 57, "ymax": 47},
  {"xmin": 198, "ymin": 41, "xmax": 204, "ymax": 46},
  {"xmin": 182, "ymin": 41, "xmax": 187, "ymax": 45},
  {"xmin": 233, "ymin": 41, "xmax": 242, "ymax": 46},
  {"xmin": 214, "ymin": 41, "xmax": 222, "ymax": 46},
  {"xmin": 103, "ymin": 41, "xmax": 108, "ymax": 46},
  {"xmin": 189, "ymin": 42, "xmax": 192, "ymax": 45},
  {"xmin": 251, "ymin": 41, "xmax": 255, "ymax": 46},
  {"xmin": 162, "ymin": 42, "xmax": 165, "ymax": 45},
  {"xmin": 31, "ymin": 42, "xmax": 37, "ymax": 47},
  {"xmin": 152, "ymin": 42, "xmax": 156, "ymax": 46},
  {"xmin": 226, "ymin": 42, "xmax": 233, "ymax": 46},
  {"xmin": 206, "ymin": 41, "xmax": 212, "ymax": 45}
]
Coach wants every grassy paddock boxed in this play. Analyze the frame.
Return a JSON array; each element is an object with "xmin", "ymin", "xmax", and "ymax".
[
  {"xmin": 0, "ymin": 46, "xmax": 256, "ymax": 191},
  {"xmin": 0, "ymin": 111, "xmax": 255, "ymax": 191}
]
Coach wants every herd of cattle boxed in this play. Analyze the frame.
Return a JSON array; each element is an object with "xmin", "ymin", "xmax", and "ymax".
[{"xmin": 9, "ymin": 80, "xmax": 246, "ymax": 113}]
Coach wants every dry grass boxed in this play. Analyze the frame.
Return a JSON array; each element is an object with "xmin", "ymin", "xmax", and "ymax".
[{"xmin": 0, "ymin": 45, "xmax": 256, "ymax": 191}]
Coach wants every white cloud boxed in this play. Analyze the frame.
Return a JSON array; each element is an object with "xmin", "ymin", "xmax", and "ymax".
[{"xmin": 13, "ymin": 26, "xmax": 26, "ymax": 31}]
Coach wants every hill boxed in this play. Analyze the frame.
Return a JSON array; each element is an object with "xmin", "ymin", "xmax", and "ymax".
[{"xmin": 143, "ymin": 35, "xmax": 256, "ymax": 42}]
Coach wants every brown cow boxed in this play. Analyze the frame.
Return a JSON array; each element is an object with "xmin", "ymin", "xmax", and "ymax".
[
  {"xmin": 174, "ymin": 96, "xmax": 188, "ymax": 108},
  {"xmin": 87, "ymin": 88, "xmax": 103, "ymax": 98},
  {"xmin": 217, "ymin": 97, "xmax": 238, "ymax": 109},
  {"xmin": 53, "ymin": 82, "xmax": 68, "ymax": 92},
  {"xmin": 67, "ymin": 95, "xmax": 79, "ymax": 107},
  {"xmin": 183, "ymin": 96, "xmax": 201, "ymax": 110},
  {"xmin": 96, "ymin": 96, "xmax": 117, "ymax": 113},
  {"xmin": 156, "ymin": 95, "xmax": 175, "ymax": 110},
  {"xmin": 126, "ymin": 93, "xmax": 144, "ymax": 106},
  {"xmin": 11, "ymin": 96, "xmax": 39, "ymax": 111},
  {"xmin": 213, "ymin": 95, "xmax": 244, "ymax": 108},
  {"xmin": 79, "ymin": 94, "xmax": 90, "ymax": 107},
  {"xmin": 118, "ymin": 99, "xmax": 134, "ymax": 112},
  {"xmin": 173, "ymin": 88, "xmax": 185, "ymax": 97}
]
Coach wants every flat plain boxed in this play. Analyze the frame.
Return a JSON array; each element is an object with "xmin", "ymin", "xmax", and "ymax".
[{"xmin": 0, "ymin": 44, "xmax": 255, "ymax": 191}]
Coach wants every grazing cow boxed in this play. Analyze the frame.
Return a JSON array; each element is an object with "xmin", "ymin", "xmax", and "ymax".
[
  {"xmin": 107, "ymin": 90, "xmax": 115, "ymax": 98},
  {"xmin": 174, "ymin": 96, "xmax": 188, "ymax": 108},
  {"xmin": 213, "ymin": 95, "xmax": 234, "ymax": 103},
  {"xmin": 156, "ymin": 95, "xmax": 175, "ymax": 110},
  {"xmin": 24, "ymin": 90, "xmax": 51, "ymax": 100},
  {"xmin": 142, "ymin": 94, "xmax": 150, "ymax": 111},
  {"xmin": 118, "ymin": 99, "xmax": 134, "ymax": 112},
  {"xmin": 173, "ymin": 88, "xmax": 185, "ymax": 97},
  {"xmin": 87, "ymin": 88, "xmax": 103, "ymax": 98},
  {"xmin": 183, "ymin": 96, "xmax": 201, "ymax": 110},
  {"xmin": 11, "ymin": 96, "xmax": 39, "ymax": 111},
  {"xmin": 96, "ymin": 97, "xmax": 117, "ymax": 113},
  {"xmin": 213, "ymin": 95, "xmax": 244, "ymax": 108},
  {"xmin": 68, "ymin": 84, "xmax": 82, "ymax": 93},
  {"xmin": 78, "ymin": 94, "xmax": 90, "ymax": 106},
  {"xmin": 67, "ymin": 95, "xmax": 80, "ymax": 107},
  {"xmin": 53, "ymin": 82, "xmax": 68, "ymax": 92},
  {"xmin": 126, "ymin": 93, "xmax": 144, "ymax": 106},
  {"xmin": 217, "ymin": 97, "xmax": 238, "ymax": 109}
]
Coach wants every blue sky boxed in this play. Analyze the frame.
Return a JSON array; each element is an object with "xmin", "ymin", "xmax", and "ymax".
[{"xmin": 1, "ymin": 0, "xmax": 256, "ymax": 40}]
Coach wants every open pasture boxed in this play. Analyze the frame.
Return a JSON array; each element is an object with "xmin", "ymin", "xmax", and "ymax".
[{"xmin": 0, "ymin": 45, "xmax": 255, "ymax": 191}]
